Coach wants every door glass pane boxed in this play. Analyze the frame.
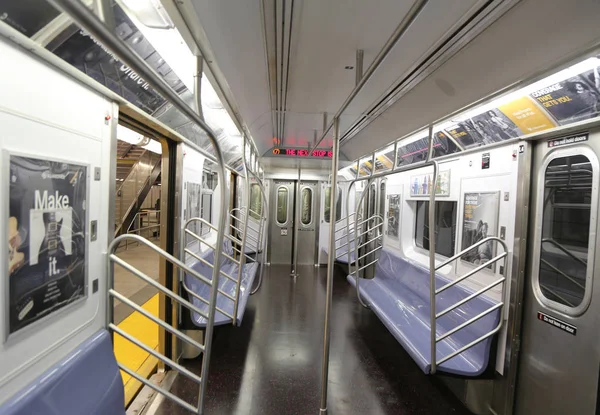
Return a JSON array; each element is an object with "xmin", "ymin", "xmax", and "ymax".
[
  {"xmin": 325, "ymin": 186, "xmax": 343, "ymax": 223},
  {"xmin": 276, "ymin": 187, "xmax": 288, "ymax": 224},
  {"xmin": 301, "ymin": 188, "xmax": 313, "ymax": 225},
  {"xmin": 539, "ymin": 154, "xmax": 593, "ymax": 308},
  {"xmin": 250, "ymin": 184, "xmax": 262, "ymax": 220}
]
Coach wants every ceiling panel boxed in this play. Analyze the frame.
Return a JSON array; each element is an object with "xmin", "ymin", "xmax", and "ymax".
[
  {"xmin": 189, "ymin": 0, "xmax": 272, "ymax": 151},
  {"xmin": 342, "ymin": 0, "xmax": 600, "ymax": 160}
]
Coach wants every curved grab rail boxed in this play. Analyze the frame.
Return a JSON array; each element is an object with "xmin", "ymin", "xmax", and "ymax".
[{"xmin": 430, "ymin": 236, "xmax": 509, "ymax": 373}]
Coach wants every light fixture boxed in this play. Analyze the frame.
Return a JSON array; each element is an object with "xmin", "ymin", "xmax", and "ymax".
[{"xmin": 119, "ymin": 0, "xmax": 174, "ymax": 29}]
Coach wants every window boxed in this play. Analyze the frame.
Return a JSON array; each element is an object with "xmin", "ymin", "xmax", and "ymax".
[
  {"xmin": 249, "ymin": 184, "xmax": 263, "ymax": 220},
  {"xmin": 415, "ymin": 201, "xmax": 457, "ymax": 257},
  {"xmin": 276, "ymin": 187, "xmax": 288, "ymax": 224},
  {"xmin": 301, "ymin": 187, "xmax": 313, "ymax": 225},
  {"xmin": 538, "ymin": 154, "xmax": 594, "ymax": 309},
  {"xmin": 324, "ymin": 186, "xmax": 342, "ymax": 223}
]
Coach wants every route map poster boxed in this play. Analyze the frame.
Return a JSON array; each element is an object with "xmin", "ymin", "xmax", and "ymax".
[{"xmin": 7, "ymin": 155, "xmax": 87, "ymax": 336}]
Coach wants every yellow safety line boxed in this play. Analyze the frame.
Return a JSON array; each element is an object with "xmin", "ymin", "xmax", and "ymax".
[{"xmin": 113, "ymin": 294, "xmax": 159, "ymax": 406}]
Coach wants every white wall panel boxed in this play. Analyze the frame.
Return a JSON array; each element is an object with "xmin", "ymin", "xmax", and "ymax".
[{"xmin": 0, "ymin": 37, "xmax": 117, "ymax": 404}]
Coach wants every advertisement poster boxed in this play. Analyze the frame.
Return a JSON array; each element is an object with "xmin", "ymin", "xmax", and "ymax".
[
  {"xmin": 410, "ymin": 171, "xmax": 450, "ymax": 197},
  {"xmin": 470, "ymin": 109, "xmax": 523, "ymax": 145},
  {"xmin": 396, "ymin": 132, "xmax": 459, "ymax": 167},
  {"xmin": 387, "ymin": 194, "xmax": 400, "ymax": 239},
  {"xmin": 460, "ymin": 192, "xmax": 499, "ymax": 270},
  {"xmin": 8, "ymin": 155, "xmax": 87, "ymax": 335},
  {"xmin": 498, "ymin": 96, "xmax": 556, "ymax": 134},
  {"xmin": 530, "ymin": 71, "xmax": 600, "ymax": 125},
  {"xmin": 444, "ymin": 120, "xmax": 483, "ymax": 149}
]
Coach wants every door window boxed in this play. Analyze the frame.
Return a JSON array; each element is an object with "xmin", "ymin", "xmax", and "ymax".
[
  {"xmin": 537, "ymin": 152, "xmax": 596, "ymax": 312},
  {"xmin": 276, "ymin": 187, "xmax": 288, "ymax": 224},
  {"xmin": 301, "ymin": 187, "xmax": 313, "ymax": 226},
  {"xmin": 324, "ymin": 186, "xmax": 342, "ymax": 223}
]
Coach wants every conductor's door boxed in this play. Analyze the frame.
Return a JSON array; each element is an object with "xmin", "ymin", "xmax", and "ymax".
[
  {"xmin": 269, "ymin": 180, "xmax": 294, "ymax": 264},
  {"xmin": 516, "ymin": 131, "xmax": 600, "ymax": 414}
]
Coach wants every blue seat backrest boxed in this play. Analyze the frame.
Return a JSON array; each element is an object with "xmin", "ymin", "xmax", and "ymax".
[
  {"xmin": 375, "ymin": 249, "xmax": 500, "ymax": 346},
  {"xmin": 0, "ymin": 329, "xmax": 124, "ymax": 415}
]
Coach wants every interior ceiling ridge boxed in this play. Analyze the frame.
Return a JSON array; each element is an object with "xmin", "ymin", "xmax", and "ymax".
[
  {"xmin": 338, "ymin": 0, "xmax": 520, "ymax": 148},
  {"xmin": 273, "ymin": 0, "xmax": 296, "ymax": 147}
]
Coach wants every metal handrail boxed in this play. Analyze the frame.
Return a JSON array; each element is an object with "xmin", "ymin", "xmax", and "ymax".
[
  {"xmin": 107, "ymin": 234, "xmax": 217, "ymax": 412},
  {"xmin": 183, "ymin": 218, "xmax": 246, "ymax": 324},
  {"xmin": 430, "ymin": 236, "xmax": 508, "ymax": 373},
  {"xmin": 54, "ymin": 1, "xmax": 229, "ymax": 411}
]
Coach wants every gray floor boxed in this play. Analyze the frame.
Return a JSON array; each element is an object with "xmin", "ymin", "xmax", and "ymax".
[{"xmin": 113, "ymin": 242, "xmax": 159, "ymax": 324}]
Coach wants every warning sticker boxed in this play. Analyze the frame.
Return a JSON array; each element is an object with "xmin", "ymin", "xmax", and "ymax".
[
  {"xmin": 537, "ymin": 312, "xmax": 577, "ymax": 336},
  {"xmin": 547, "ymin": 133, "xmax": 588, "ymax": 148}
]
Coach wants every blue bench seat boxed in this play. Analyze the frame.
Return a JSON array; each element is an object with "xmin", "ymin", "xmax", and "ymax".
[
  {"xmin": 183, "ymin": 240, "xmax": 259, "ymax": 328},
  {"xmin": 0, "ymin": 330, "xmax": 124, "ymax": 415},
  {"xmin": 347, "ymin": 249, "xmax": 500, "ymax": 376}
]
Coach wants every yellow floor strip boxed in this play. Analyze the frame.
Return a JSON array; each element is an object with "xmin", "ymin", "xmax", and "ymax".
[{"xmin": 113, "ymin": 294, "xmax": 159, "ymax": 406}]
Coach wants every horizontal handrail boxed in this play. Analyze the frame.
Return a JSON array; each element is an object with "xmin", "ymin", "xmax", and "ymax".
[
  {"xmin": 110, "ymin": 254, "xmax": 210, "ymax": 319},
  {"xmin": 182, "ymin": 285, "xmax": 235, "ymax": 320},
  {"xmin": 436, "ymin": 302, "xmax": 503, "ymax": 342},
  {"xmin": 436, "ymin": 322, "xmax": 504, "ymax": 366},
  {"xmin": 118, "ymin": 363, "xmax": 197, "ymax": 413},
  {"xmin": 354, "ymin": 245, "xmax": 383, "ymax": 263},
  {"xmin": 436, "ymin": 252, "xmax": 507, "ymax": 294},
  {"xmin": 110, "ymin": 323, "xmax": 202, "ymax": 385},
  {"xmin": 541, "ymin": 238, "xmax": 587, "ymax": 267},
  {"xmin": 435, "ymin": 236, "xmax": 507, "ymax": 270},
  {"xmin": 349, "ymin": 258, "xmax": 380, "ymax": 275},
  {"xmin": 436, "ymin": 277, "xmax": 505, "ymax": 319},
  {"xmin": 110, "ymin": 289, "xmax": 206, "ymax": 351}
]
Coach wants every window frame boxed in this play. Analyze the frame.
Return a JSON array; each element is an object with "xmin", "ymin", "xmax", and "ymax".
[
  {"xmin": 413, "ymin": 200, "xmax": 458, "ymax": 259},
  {"xmin": 533, "ymin": 146, "xmax": 599, "ymax": 316}
]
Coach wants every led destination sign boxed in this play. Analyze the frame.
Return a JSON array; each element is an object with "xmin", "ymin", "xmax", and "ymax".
[{"xmin": 272, "ymin": 148, "xmax": 333, "ymax": 158}]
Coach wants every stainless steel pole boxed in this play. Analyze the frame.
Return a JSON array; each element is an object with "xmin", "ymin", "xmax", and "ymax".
[
  {"xmin": 425, "ymin": 125, "xmax": 438, "ymax": 374},
  {"xmin": 45, "ymin": 1, "xmax": 228, "ymax": 412},
  {"xmin": 194, "ymin": 55, "xmax": 205, "ymax": 121},
  {"xmin": 320, "ymin": 118, "xmax": 340, "ymax": 413},
  {"xmin": 291, "ymin": 163, "xmax": 301, "ymax": 276}
]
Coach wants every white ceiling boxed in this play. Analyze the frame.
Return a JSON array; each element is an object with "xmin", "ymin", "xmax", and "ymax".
[{"xmin": 183, "ymin": 0, "xmax": 600, "ymax": 170}]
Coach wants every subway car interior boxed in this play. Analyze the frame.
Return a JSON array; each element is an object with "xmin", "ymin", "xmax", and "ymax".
[{"xmin": 1, "ymin": 0, "xmax": 600, "ymax": 414}]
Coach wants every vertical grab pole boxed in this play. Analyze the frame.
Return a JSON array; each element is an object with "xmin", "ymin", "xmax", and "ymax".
[
  {"xmin": 291, "ymin": 163, "xmax": 301, "ymax": 276},
  {"xmin": 234, "ymin": 138, "xmax": 251, "ymax": 323},
  {"xmin": 354, "ymin": 179, "xmax": 373, "ymax": 309},
  {"xmin": 346, "ymin": 181, "xmax": 356, "ymax": 274},
  {"xmin": 251, "ymin": 174, "xmax": 269, "ymax": 295},
  {"xmin": 320, "ymin": 117, "xmax": 340, "ymax": 413},
  {"xmin": 44, "ymin": 2, "xmax": 228, "ymax": 412},
  {"xmin": 426, "ymin": 125, "xmax": 438, "ymax": 374}
]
